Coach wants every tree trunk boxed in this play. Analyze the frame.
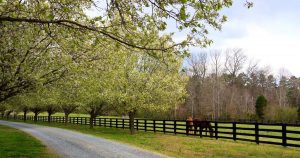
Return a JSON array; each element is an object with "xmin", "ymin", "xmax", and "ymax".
[
  {"xmin": 64, "ymin": 113, "xmax": 69, "ymax": 125},
  {"xmin": 6, "ymin": 111, "xmax": 12, "ymax": 119},
  {"xmin": 48, "ymin": 114, "xmax": 52, "ymax": 123},
  {"xmin": 129, "ymin": 111, "xmax": 136, "ymax": 134},
  {"xmin": 23, "ymin": 111, "xmax": 27, "ymax": 122},
  {"xmin": 46, "ymin": 107, "xmax": 56, "ymax": 123},
  {"xmin": 34, "ymin": 112, "xmax": 38, "ymax": 123}
]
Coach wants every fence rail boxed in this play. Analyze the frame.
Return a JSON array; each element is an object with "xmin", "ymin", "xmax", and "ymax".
[{"xmin": 8, "ymin": 115, "xmax": 300, "ymax": 148}]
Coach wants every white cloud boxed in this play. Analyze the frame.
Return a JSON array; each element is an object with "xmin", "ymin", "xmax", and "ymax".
[
  {"xmin": 213, "ymin": 23, "xmax": 300, "ymax": 76},
  {"xmin": 200, "ymin": 0, "xmax": 300, "ymax": 77}
]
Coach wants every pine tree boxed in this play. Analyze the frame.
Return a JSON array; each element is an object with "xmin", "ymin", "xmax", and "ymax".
[{"xmin": 255, "ymin": 95, "xmax": 267, "ymax": 119}]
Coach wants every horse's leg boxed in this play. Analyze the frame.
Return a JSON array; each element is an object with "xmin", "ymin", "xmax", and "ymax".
[
  {"xmin": 200, "ymin": 126, "xmax": 203, "ymax": 137},
  {"xmin": 209, "ymin": 125, "xmax": 213, "ymax": 137}
]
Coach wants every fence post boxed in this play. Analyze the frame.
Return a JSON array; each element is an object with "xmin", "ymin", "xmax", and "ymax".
[
  {"xmin": 153, "ymin": 120, "xmax": 156, "ymax": 132},
  {"xmin": 215, "ymin": 122, "xmax": 218, "ymax": 139},
  {"xmin": 255, "ymin": 122, "xmax": 259, "ymax": 144},
  {"xmin": 136, "ymin": 119, "xmax": 139, "ymax": 130},
  {"xmin": 99, "ymin": 118, "xmax": 102, "ymax": 126},
  {"xmin": 122, "ymin": 119, "xmax": 125, "ymax": 129},
  {"xmin": 233, "ymin": 122, "xmax": 237, "ymax": 141},
  {"xmin": 144, "ymin": 120, "xmax": 147, "ymax": 132},
  {"xmin": 116, "ymin": 119, "xmax": 118, "ymax": 128},
  {"xmin": 282, "ymin": 123, "xmax": 287, "ymax": 147},
  {"xmin": 85, "ymin": 117, "xmax": 87, "ymax": 125},
  {"xmin": 104, "ymin": 118, "xmax": 106, "ymax": 127},
  {"xmin": 76, "ymin": 117, "xmax": 79, "ymax": 124},
  {"xmin": 174, "ymin": 120, "xmax": 177, "ymax": 135},
  {"xmin": 163, "ymin": 120, "xmax": 166, "ymax": 134},
  {"xmin": 186, "ymin": 120, "xmax": 189, "ymax": 136},
  {"xmin": 110, "ymin": 118, "xmax": 112, "ymax": 128}
]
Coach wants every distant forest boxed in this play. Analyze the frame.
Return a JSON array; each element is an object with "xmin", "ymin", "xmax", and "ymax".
[{"xmin": 142, "ymin": 48, "xmax": 300, "ymax": 121}]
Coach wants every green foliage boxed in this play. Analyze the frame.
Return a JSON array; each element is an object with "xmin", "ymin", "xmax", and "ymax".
[
  {"xmin": 0, "ymin": 0, "xmax": 251, "ymax": 105},
  {"xmin": 111, "ymin": 48, "xmax": 187, "ymax": 116},
  {"xmin": 264, "ymin": 107, "xmax": 298, "ymax": 122},
  {"xmin": 0, "ymin": 0, "xmax": 239, "ymax": 58},
  {"xmin": 255, "ymin": 95, "xmax": 267, "ymax": 119}
]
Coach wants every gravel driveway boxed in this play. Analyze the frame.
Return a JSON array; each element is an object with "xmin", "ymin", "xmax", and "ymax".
[{"xmin": 0, "ymin": 120, "xmax": 167, "ymax": 158}]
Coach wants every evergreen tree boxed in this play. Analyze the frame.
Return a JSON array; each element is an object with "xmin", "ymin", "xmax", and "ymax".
[{"xmin": 255, "ymin": 95, "xmax": 267, "ymax": 119}]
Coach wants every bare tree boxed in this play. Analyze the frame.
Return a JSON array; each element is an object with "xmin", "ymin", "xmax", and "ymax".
[
  {"xmin": 224, "ymin": 48, "xmax": 247, "ymax": 84},
  {"xmin": 188, "ymin": 52, "xmax": 208, "ymax": 82},
  {"xmin": 210, "ymin": 50, "xmax": 222, "ymax": 119},
  {"xmin": 187, "ymin": 52, "xmax": 208, "ymax": 118},
  {"xmin": 277, "ymin": 68, "xmax": 291, "ymax": 108}
]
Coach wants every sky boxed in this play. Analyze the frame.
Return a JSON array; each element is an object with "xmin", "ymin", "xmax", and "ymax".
[{"xmin": 196, "ymin": 0, "xmax": 300, "ymax": 76}]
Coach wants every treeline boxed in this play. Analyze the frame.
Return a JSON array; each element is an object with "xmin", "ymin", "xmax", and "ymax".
[
  {"xmin": 140, "ymin": 49, "xmax": 300, "ymax": 121},
  {"xmin": 180, "ymin": 49, "xmax": 300, "ymax": 121}
]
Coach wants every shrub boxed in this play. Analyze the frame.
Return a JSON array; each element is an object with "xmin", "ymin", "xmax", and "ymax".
[{"xmin": 255, "ymin": 95, "xmax": 267, "ymax": 119}]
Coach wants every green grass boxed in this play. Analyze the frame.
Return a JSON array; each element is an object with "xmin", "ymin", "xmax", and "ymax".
[
  {"xmin": 5, "ymin": 119, "xmax": 300, "ymax": 158},
  {"xmin": 131, "ymin": 120, "xmax": 300, "ymax": 145},
  {"xmin": 0, "ymin": 125, "xmax": 55, "ymax": 158},
  {"xmin": 16, "ymin": 113, "xmax": 300, "ymax": 145},
  {"xmin": 14, "ymin": 113, "xmax": 300, "ymax": 146}
]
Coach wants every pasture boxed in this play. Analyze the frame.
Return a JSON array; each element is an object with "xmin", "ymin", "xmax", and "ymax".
[
  {"xmin": 8, "ymin": 113, "xmax": 300, "ymax": 147},
  {"xmin": 17, "ymin": 115, "xmax": 300, "ymax": 147},
  {"xmin": 0, "ymin": 125, "xmax": 55, "ymax": 158},
  {"xmin": 3, "ymin": 119, "xmax": 300, "ymax": 158}
]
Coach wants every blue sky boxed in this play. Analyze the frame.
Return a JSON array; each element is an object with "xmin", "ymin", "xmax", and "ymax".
[{"xmin": 198, "ymin": 0, "xmax": 300, "ymax": 76}]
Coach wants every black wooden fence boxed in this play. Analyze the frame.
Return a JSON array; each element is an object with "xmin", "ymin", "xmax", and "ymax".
[{"xmin": 10, "ymin": 115, "xmax": 300, "ymax": 148}]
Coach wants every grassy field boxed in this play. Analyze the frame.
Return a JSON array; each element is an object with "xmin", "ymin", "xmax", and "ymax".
[
  {"xmin": 5, "ymin": 119, "xmax": 300, "ymax": 158},
  {"xmin": 0, "ymin": 125, "xmax": 55, "ymax": 158},
  {"xmin": 16, "ymin": 113, "xmax": 300, "ymax": 146}
]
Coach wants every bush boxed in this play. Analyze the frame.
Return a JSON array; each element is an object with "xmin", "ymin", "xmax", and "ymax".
[{"xmin": 255, "ymin": 95, "xmax": 267, "ymax": 119}]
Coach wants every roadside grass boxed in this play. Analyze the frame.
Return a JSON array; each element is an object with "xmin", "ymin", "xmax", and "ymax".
[
  {"xmin": 5, "ymin": 119, "xmax": 300, "ymax": 158},
  {"xmin": 0, "ymin": 125, "xmax": 55, "ymax": 158}
]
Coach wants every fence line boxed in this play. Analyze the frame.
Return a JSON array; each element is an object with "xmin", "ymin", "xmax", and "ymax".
[{"xmin": 7, "ymin": 115, "xmax": 300, "ymax": 148}]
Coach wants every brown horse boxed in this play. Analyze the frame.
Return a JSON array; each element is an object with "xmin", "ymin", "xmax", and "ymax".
[
  {"xmin": 186, "ymin": 116, "xmax": 193, "ymax": 134},
  {"xmin": 186, "ymin": 118, "xmax": 214, "ymax": 137},
  {"xmin": 193, "ymin": 119, "xmax": 214, "ymax": 137}
]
